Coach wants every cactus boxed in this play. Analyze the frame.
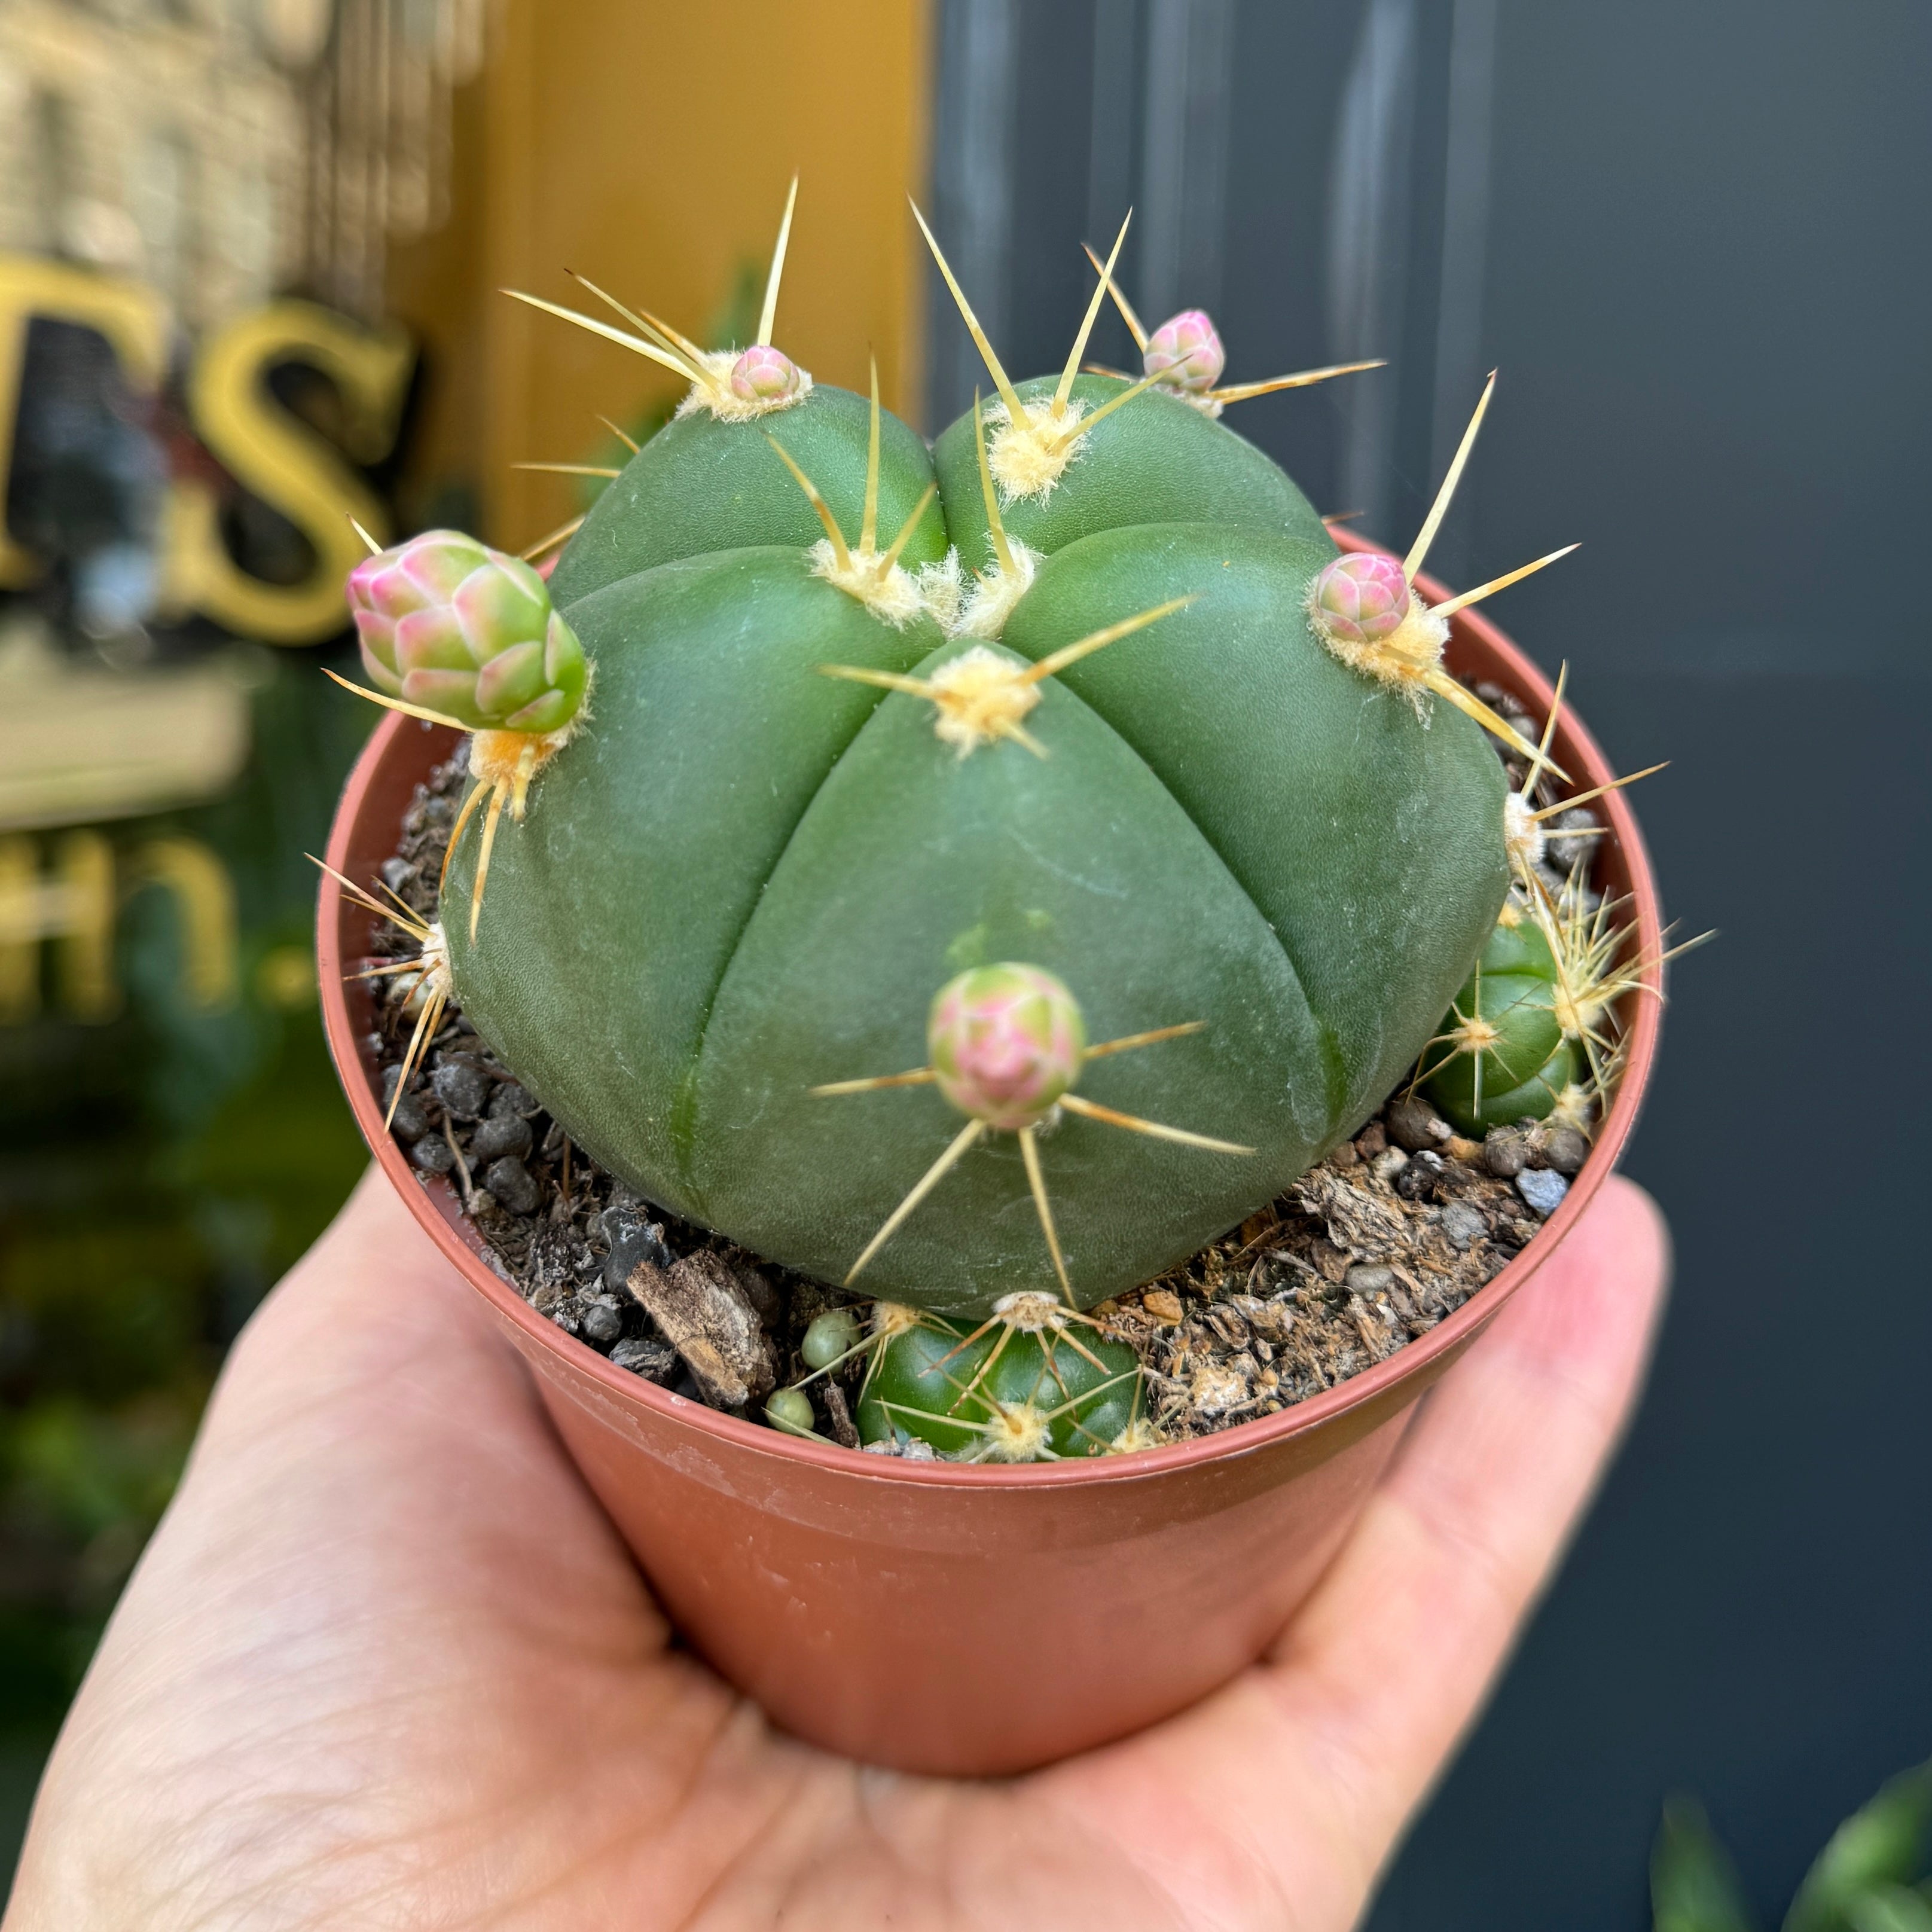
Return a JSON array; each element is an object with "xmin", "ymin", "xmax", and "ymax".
[
  {"xmin": 1418, "ymin": 674, "xmax": 1678, "ymax": 1137},
  {"xmin": 340, "ymin": 183, "xmax": 1619, "ymax": 1339},
  {"xmin": 1417, "ymin": 904, "xmax": 1577, "ymax": 1135},
  {"xmin": 856, "ymin": 1296, "xmax": 1145, "ymax": 1460}
]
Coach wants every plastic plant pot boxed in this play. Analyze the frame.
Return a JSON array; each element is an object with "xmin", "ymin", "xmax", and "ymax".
[{"xmin": 317, "ymin": 530, "xmax": 1662, "ymax": 1777}]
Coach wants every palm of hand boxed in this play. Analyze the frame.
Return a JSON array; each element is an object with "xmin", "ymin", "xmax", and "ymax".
[{"xmin": 7, "ymin": 1171, "xmax": 1665, "ymax": 1931}]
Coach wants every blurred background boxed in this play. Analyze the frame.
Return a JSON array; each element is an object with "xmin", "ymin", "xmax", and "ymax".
[{"xmin": 0, "ymin": 0, "xmax": 1924, "ymax": 1918}]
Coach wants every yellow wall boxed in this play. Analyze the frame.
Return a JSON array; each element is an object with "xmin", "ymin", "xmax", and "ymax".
[{"xmin": 390, "ymin": 0, "xmax": 933, "ymax": 551}]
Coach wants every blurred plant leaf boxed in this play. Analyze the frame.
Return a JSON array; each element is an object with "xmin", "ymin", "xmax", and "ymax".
[
  {"xmin": 1786, "ymin": 1765, "xmax": 1932, "ymax": 1932},
  {"xmin": 1848, "ymin": 1885, "xmax": 1932, "ymax": 1932},
  {"xmin": 1654, "ymin": 1796, "xmax": 1760, "ymax": 1932}
]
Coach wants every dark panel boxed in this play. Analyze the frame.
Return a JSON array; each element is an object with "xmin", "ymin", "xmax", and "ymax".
[{"xmin": 1368, "ymin": 1, "xmax": 1932, "ymax": 1925}]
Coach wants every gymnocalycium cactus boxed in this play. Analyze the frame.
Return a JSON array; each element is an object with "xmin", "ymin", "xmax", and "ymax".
[{"xmin": 344, "ymin": 185, "xmax": 1613, "ymax": 1342}]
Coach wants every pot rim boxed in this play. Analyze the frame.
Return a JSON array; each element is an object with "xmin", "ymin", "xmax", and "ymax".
[{"xmin": 318, "ymin": 528, "xmax": 1664, "ymax": 1492}]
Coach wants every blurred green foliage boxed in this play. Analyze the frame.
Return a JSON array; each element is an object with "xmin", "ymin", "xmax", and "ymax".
[
  {"xmin": 0, "ymin": 647, "xmax": 372, "ymax": 1864},
  {"xmin": 1655, "ymin": 1762, "xmax": 1932, "ymax": 1932}
]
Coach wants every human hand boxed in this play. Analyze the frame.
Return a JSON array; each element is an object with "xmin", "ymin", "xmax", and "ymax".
[{"xmin": 5, "ymin": 1165, "xmax": 1668, "ymax": 1931}]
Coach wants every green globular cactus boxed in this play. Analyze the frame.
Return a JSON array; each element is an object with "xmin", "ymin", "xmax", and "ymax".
[
  {"xmin": 856, "ymin": 1298, "xmax": 1146, "ymax": 1460},
  {"xmin": 402, "ymin": 186, "xmax": 1590, "ymax": 1323},
  {"xmin": 1418, "ymin": 908, "xmax": 1577, "ymax": 1135}
]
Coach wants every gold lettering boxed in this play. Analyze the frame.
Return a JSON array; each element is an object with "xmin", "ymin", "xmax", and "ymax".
[
  {"xmin": 126, "ymin": 836, "xmax": 237, "ymax": 1011},
  {"xmin": 164, "ymin": 301, "xmax": 414, "ymax": 645},
  {"xmin": 52, "ymin": 831, "xmax": 117, "ymax": 1022},
  {"xmin": 0, "ymin": 256, "xmax": 170, "ymax": 588},
  {"xmin": 0, "ymin": 835, "xmax": 38, "ymax": 1021}
]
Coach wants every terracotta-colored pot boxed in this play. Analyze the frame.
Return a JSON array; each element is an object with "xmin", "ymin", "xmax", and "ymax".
[{"xmin": 318, "ymin": 532, "xmax": 1662, "ymax": 1777}]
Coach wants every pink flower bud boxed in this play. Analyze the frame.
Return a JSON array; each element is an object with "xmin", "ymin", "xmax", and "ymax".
[
  {"xmin": 344, "ymin": 530, "xmax": 587, "ymax": 734},
  {"xmin": 1143, "ymin": 310, "xmax": 1225, "ymax": 393},
  {"xmin": 729, "ymin": 344, "xmax": 802, "ymax": 404},
  {"xmin": 1309, "ymin": 551, "xmax": 1412, "ymax": 645},
  {"xmin": 928, "ymin": 964, "xmax": 1086, "ymax": 1131}
]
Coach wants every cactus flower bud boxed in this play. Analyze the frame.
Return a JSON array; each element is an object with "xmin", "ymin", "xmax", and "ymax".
[
  {"xmin": 1144, "ymin": 310, "xmax": 1226, "ymax": 393},
  {"xmin": 730, "ymin": 344, "xmax": 802, "ymax": 404},
  {"xmin": 1309, "ymin": 551, "xmax": 1412, "ymax": 645},
  {"xmin": 928, "ymin": 963, "xmax": 1086, "ymax": 1131},
  {"xmin": 347, "ymin": 530, "xmax": 587, "ymax": 735}
]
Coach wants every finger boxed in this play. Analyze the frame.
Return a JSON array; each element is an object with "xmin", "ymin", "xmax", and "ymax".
[{"xmin": 1039, "ymin": 1175, "xmax": 1669, "ymax": 1928}]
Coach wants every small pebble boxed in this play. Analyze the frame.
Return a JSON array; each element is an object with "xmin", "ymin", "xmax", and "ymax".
[
  {"xmin": 1385, "ymin": 1096, "xmax": 1451, "ymax": 1153},
  {"xmin": 1327, "ymin": 1137, "xmax": 1360, "ymax": 1168},
  {"xmin": 1547, "ymin": 806, "xmax": 1598, "ymax": 871},
  {"xmin": 611, "ymin": 1335, "xmax": 678, "ymax": 1381},
  {"xmin": 432, "ymin": 1057, "xmax": 490, "ymax": 1121},
  {"xmin": 1516, "ymin": 1168, "xmax": 1570, "ymax": 1217},
  {"xmin": 581, "ymin": 1298, "xmax": 625, "ymax": 1346},
  {"xmin": 1444, "ymin": 1135, "xmax": 1484, "ymax": 1163},
  {"xmin": 1540, "ymin": 1127, "xmax": 1589, "ymax": 1176},
  {"xmin": 389, "ymin": 1093, "xmax": 430, "ymax": 1143},
  {"xmin": 484, "ymin": 1156, "xmax": 541, "ymax": 1215},
  {"xmin": 604, "ymin": 1215, "xmax": 673, "ymax": 1294},
  {"xmin": 1345, "ymin": 1263, "xmax": 1394, "ymax": 1297},
  {"xmin": 1440, "ymin": 1201, "xmax": 1487, "ymax": 1250},
  {"xmin": 489, "ymin": 1081, "xmax": 538, "ymax": 1119},
  {"xmin": 801, "ymin": 1308, "xmax": 860, "ymax": 1371},
  {"xmin": 410, "ymin": 1135, "xmax": 455, "ymax": 1175},
  {"xmin": 380, "ymin": 856, "xmax": 416, "ymax": 893},
  {"xmin": 1142, "ymin": 1288, "xmax": 1185, "ymax": 1324},
  {"xmin": 1354, "ymin": 1121, "xmax": 1388, "ymax": 1159},
  {"xmin": 902, "ymin": 1437, "xmax": 938, "ymax": 1461},
  {"xmin": 1372, "ymin": 1146, "xmax": 1410, "ymax": 1185},
  {"xmin": 1395, "ymin": 1149, "xmax": 1446, "ymax": 1201},
  {"xmin": 1484, "ymin": 1126, "xmax": 1530, "ymax": 1178},
  {"xmin": 470, "ymin": 1114, "xmax": 533, "ymax": 1162}
]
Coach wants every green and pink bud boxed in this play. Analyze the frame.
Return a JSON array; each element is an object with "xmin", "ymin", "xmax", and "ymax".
[
  {"xmin": 1309, "ymin": 551, "xmax": 1412, "ymax": 645},
  {"xmin": 347, "ymin": 530, "xmax": 587, "ymax": 736},
  {"xmin": 1144, "ymin": 310, "xmax": 1225, "ymax": 393},
  {"xmin": 928, "ymin": 963, "xmax": 1086, "ymax": 1131},
  {"xmin": 730, "ymin": 344, "xmax": 803, "ymax": 405}
]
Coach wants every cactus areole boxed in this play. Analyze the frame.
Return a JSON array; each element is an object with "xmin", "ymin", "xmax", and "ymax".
[{"xmin": 360, "ymin": 205, "xmax": 1565, "ymax": 1320}]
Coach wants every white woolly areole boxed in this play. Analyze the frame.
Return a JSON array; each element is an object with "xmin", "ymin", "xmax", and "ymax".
[
  {"xmin": 1503, "ymin": 790, "xmax": 1546, "ymax": 873},
  {"xmin": 991, "ymin": 1290, "xmax": 1071, "ymax": 1334},
  {"xmin": 1549, "ymin": 1082, "xmax": 1597, "ymax": 1134},
  {"xmin": 1161, "ymin": 381, "xmax": 1225, "ymax": 419},
  {"xmin": 871, "ymin": 1301, "xmax": 922, "ymax": 1339},
  {"xmin": 915, "ymin": 550, "xmax": 965, "ymax": 633},
  {"xmin": 985, "ymin": 394, "xmax": 1089, "ymax": 503},
  {"xmin": 675, "ymin": 347, "xmax": 814, "ymax": 423},
  {"xmin": 397, "ymin": 919, "xmax": 452, "ymax": 1015},
  {"xmin": 1304, "ymin": 580, "xmax": 1451, "ymax": 721},
  {"xmin": 979, "ymin": 1401, "xmax": 1053, "ymax": 1463},
  {"xmin": 924, "ymin": 643, "xmax": 1040, "ymax": 755},
  {"xmin": 1109, "ymin": 1417, "xmax": 1163, "ymax": 1455},
  {"xmin": 955, "ymin": 541, "xmax": 1040, "ymax": 640},
  {"xmin": 806, "ymin": 538, "xmax": 926, "ymax": 627}
]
